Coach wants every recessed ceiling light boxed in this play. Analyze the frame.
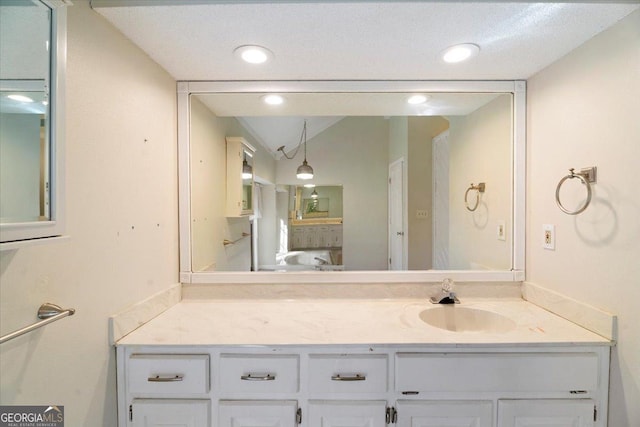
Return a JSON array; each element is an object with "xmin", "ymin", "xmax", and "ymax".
[
  {"xmin": 8, "ymin": 94, "xmax": 34, "ymax": 103},
  {"xmin": 234, "ymin": 45, "xmax": 273, "ymax": 64},
  {"xmin": 441, "ymin": 43, "xmax": 480, "ymax": 63},
  {"xmin": 262, "ymin": 94, "xmax": 285, "ymax": 105},
  {"xmin": 303, "ymin": 184, "xmax": 316, "ymax": 188},
  {"xmin": 407, "ymin": 95, "xmax": 430, "ymax": 105}
]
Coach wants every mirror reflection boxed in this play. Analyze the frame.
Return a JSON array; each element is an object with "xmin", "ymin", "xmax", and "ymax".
[
  {"xmin": 272, "ymin": 185, "xmax": 344, "ymax": 271},
  {"xmin": 0, "ymin": 1, "xmax": 51, "ymax": 224},
  {"xmin": 189, "ymin": 92, "xmax": 512, "ymax": 272}
]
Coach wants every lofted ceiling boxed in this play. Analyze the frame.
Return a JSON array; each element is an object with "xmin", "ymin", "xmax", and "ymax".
[{"xmin": 93, "ymin": 1, "xmax": 639, "ymax": 155}]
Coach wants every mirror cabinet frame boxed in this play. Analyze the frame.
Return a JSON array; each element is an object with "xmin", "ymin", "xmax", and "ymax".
[
  {"xmin": 0, "ymin": 1, "xmax": 67, "ymax": 248},
  {"xmin": 177, "ymin": 80, "xmax": 526, "ymax": 283}
]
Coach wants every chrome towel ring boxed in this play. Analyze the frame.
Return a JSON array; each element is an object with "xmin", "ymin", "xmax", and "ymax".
[
  {"xmin": 555, "ymin": 167, "xmax": 597, "ymax": 215},
  {"xmin": 464, "ymin": 182, "xmax": 486, "ymax": 212}
]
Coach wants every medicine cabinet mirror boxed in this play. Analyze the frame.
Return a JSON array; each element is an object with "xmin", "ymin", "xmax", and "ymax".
[
  {"xmin": 0, "ymin": 1, "xmax": 67, "ymax": 246},
  {"xmin": 179, "ymin": 81, "xmax": 525, "ymax": 283}
]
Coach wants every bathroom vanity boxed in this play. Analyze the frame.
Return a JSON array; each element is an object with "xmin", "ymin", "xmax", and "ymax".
[{"xmin": 115, "ymin": 294, "xmax": 612, "ymax": 427}]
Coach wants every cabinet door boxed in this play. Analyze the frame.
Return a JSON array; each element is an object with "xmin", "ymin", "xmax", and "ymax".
[
  {"xmin": 131, "ymin": 399, "xmax": 209, "ymax": 427},
  {"xmin": 291, "ymin": 228, "xmax": 304, "ymax": 249},
  {"xmin": 318, "ymin": 226, "xmax": 330, "ymax": 248},
  {"xmin": 218, "ymin": 400, "xmax": 298, "ymax": 427},
  {"xmin": 498, "ymin": 399, "xmax": 595, "ymax": 427},
  {"xmin": 396, "ymin": 400, "xmax": 493, "ymax": 427},
  {"xmin": 308, "ymin": 400, "xmax": 387, "ymax": 427},
  {"xmin": 329, "ymin": 225, "xmax": 342, "ymax": 247},
  {"xmin": 303, "ymin": 227, "xmax": 318, "ymax": 248}
]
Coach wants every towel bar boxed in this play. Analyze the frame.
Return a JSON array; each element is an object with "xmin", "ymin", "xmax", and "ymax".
[{"xmin": 0, "ymin": 303, "xmax": 76, "ymax": 344}]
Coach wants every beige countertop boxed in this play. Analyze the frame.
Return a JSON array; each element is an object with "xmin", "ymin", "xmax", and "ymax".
[{"xmin": 116, "ymin": 297, "xmax": 611, "ymax": 347}]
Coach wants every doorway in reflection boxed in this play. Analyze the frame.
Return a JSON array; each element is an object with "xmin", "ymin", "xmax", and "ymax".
[{"xmin": 268, "ymin": 185, "xmax": 343, "ymax": 271}]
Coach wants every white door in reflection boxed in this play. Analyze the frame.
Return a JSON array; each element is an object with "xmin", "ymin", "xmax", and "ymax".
[
  {"xmin": 432, "ymin": 130, "xmax": 450, "ymax": 270},
  {"xmin": 389, "ymin": 159, "xmax": 405, "ymax": 270}
]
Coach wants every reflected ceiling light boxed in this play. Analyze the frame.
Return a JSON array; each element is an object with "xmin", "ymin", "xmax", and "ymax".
[
  {"xmin": 311, "ymin": 189, "xmax": 319, "ymax": 199},
  {"xmin": 8, "ymin": 94, "xmax": 34, "ymax": 103},
  {"xmin": 441, "ymin": 43, "xmax": 480, "ymax": 63},
  {"xmin": 407, "ymin": 95, "xmax": 430, "ymax": 105},
  {"xmin": 303, "ymin": 184, "xmax": 316, "ymax": 188},
  {"xmin": 277, "ymin": 120, "xmax": 314, "ymax": 180},
  {"xmin": 234, "ymin": 45, "xmax": 273, "ymax": 64},
  {"xmin": 262, "ymin": 94, "xmax": 285, "ymax": 105}
]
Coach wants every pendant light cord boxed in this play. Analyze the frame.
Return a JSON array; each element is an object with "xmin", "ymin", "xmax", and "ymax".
[{"xmin": 278, "ymin": 120, "xmax": 307, "ymax": 160}]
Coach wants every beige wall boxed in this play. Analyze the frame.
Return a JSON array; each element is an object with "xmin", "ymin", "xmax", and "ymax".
[
  {"xmin": 448, "ymin": 94, "xmax": 513, "ymax": 270},
  {"xmin": 527, "ymin": 10, "xmax": 640, "ymax": 426},
  {"xmin": 0, "ymin": 2, "xmax": 178, "ymax": 425}
]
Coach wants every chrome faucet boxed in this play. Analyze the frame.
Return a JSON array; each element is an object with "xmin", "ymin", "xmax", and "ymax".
[
  {"xmin": 430, "ymin": 278, "xmax": 460, "ymax": 304},
  {"xmin": 314, "ymin": 257, "xmax": 329, "ymax": 265}
]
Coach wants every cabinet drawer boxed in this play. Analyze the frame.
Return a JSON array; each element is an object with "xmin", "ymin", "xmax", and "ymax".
[
  {"xmin": 396, "ymin": 353, "xmax": 599, "ymax": 393},
  {"xmin": 308, "ymin": 354, "xmax": 388, "ymax": 394},
  {"xmin": 128, "ymin": 354, "xmax": 210, "ymax": 395},
  {"xmin": 219, "ymin": 354, "xmax": 299, "ymax": 394}
]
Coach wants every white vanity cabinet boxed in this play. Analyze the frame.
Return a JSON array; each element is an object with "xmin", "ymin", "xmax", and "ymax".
[
  {"xmin": 117, "ymin": 346, "xmax": 609, "ymax": 427},
  {"xmin": 290, "ymin": 224, "xmax": 343, "ymax": 250}
]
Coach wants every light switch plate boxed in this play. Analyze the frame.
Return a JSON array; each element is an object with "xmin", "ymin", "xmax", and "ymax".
[
  {"xmin": 416, "ymin": 210, "xmax": 428, "ymax": 219},
  {"xmin": 497, "ymin": 220, "xmax": 506, "ymax": 241}
]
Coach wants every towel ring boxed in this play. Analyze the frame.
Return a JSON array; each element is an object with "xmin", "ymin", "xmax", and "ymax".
[
  {"xmin": 464, "ymin": 182, "xmax": 485, "ymax": 212},
  {"xmin": 555, "ymin": 167, "xmax": 597, "ymax": 215}
]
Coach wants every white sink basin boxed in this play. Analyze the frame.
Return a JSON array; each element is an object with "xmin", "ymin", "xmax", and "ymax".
[{"xmin": 419, "ymin": 306, "xmax": 517, "ymax": 333}]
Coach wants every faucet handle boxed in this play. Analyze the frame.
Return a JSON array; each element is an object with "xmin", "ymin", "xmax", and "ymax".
[{"xmin": 442, "ymin": 278, "xmax": 454, "ymax": 292}]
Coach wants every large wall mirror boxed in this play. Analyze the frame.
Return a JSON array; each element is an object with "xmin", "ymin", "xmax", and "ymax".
[
  {"xmin": 0, "ymin": 0, "xmax": 67, "ymax": 246},
  {"xmin": 179, "ymin": 81, "xmax": 525, "ymax": 283}
]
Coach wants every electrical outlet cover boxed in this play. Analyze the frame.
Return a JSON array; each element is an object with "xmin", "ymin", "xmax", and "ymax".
[{"xmin": 543, "ymin": 224, "xmax": 555, "ymax": 250}]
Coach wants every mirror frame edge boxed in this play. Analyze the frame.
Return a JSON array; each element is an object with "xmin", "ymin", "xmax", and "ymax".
[
  {"xmin": 177, "ymin": 80, "xmax": 526, "ymax": 284},
  {"xmin": 0, "ymin": 2, "xmax": 67, "ymax": 248}
]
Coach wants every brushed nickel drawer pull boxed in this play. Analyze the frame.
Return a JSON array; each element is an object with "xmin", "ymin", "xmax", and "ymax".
[
  {"xmin": 331, "ymin": 374, "xmax": 366, "ymax": 381},
  {"xmin": 148, "ymin": 375, "xmax": 184, "ymax": 382},
  {"xmin": 240, "ymin": 374, "xmax": 276, "ymax": 381}
]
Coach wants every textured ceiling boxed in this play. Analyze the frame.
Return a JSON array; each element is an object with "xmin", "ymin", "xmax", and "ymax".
[
  {"xmin": 94, "ymin": 1, "xmax": 638, "ymax": 154},
  {"xmin": 95, "ymin": 2, "xmax": 638, "ymax": 81}
]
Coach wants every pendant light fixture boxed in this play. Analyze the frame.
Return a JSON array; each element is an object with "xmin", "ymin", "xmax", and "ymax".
[
  {"xmin": 296, "ymin": 120, "xmax": 314, "ymax": 180},
  {"xmin": 277, "ymin": 119, "xmax": 315, "ymax": 180},
  {"xmin": 311, "ymin": 189, "xmax": 319, "ymax": 199}
]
